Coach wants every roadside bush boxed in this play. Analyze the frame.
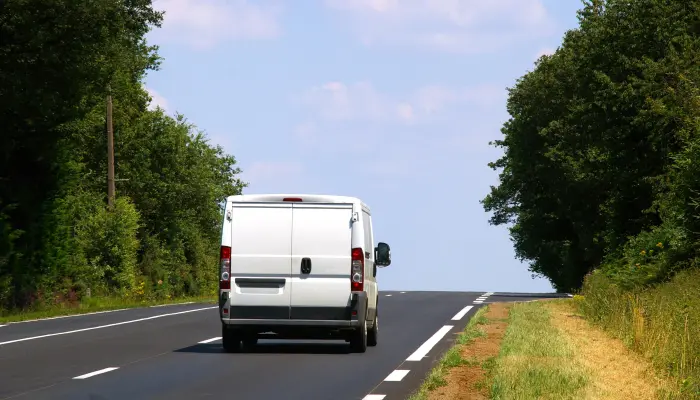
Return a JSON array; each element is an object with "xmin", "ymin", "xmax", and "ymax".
[
  {"xmin": 42, "ymin": 190, "xmax": 140, "ymax": 301},
  {"xmin": 578, "ymin": 270, "xmax": 700, "ymax": 398},
  {"xmin": 77, "ymin": 197, "xmax": 140, "ymax": 292},
  {"xmin": 600, "ymin": 223, "xmax": 692, "ymax": 290}
]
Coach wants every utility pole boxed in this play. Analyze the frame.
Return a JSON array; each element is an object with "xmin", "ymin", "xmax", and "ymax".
[{"xmin": 106, "ymin": 85, "xmax": 115, "ymax": 209}]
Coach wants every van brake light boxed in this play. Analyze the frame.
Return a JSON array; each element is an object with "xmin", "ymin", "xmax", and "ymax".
[
  {"xmin": 220, "ymin": 246, "xmax": 231, "ymax": 290},
  {"xmin": 351, "ymin": 247, "xmax": 364, "ymax": 291}
]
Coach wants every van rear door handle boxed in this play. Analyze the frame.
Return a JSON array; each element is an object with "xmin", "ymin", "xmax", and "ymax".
[{"xmin": 301, "ymin": 257, "xmax": 312, "ymax": 274}]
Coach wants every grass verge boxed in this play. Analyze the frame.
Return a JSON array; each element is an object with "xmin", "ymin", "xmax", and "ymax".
[
  {"xmin": 488, "ymin": 300, "xmax": 589, "ymax": 399},
  {"xmin": 411, "ymin": 299, "xmax": 677, "ymax": 400},
  {"xmin": 0, "ymin": 294, "xmax": 216, "ymax": 324}
]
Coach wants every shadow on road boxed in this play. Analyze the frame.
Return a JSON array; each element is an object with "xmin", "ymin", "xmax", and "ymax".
[{"xmin": 174, "ymin": 341, "xmax": 351, "ymax": 355}]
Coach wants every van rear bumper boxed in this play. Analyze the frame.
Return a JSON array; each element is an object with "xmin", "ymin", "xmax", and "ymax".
[
  {"xmin": 220, "ymin": 292, "xmax": 367, "ymax": 330},
  {"xmin": 222, "ymin": 319, "xmax": 360, "ymax": 328}
]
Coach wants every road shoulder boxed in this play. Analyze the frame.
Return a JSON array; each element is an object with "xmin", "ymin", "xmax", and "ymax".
[{"xmin": 410, "ymin": 299, "xmax": 676, "ymax": 400}]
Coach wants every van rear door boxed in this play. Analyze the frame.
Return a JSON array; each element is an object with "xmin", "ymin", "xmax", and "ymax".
[
  {"xmin": 229, "ymin": 202, "xmax": 292, "ymax": 320},
  {"xmin": 290, "ymin": 203, "xmax": 352, "ymax": 320}
]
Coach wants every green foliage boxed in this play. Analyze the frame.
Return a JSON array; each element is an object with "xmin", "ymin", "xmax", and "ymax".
[
  {"xmin": 483, "ymin": 4, "xmax": 700, "ymax": 394},
  {"xmin": 78, "ymin": 197, "xmax": 140, "ymax": 292},
  {"xmin": 579, "ymin": 270, "xmax": 700, "ymax": 397},
  {"xmin": 482, "ymin": 0, "xmax": 700, "ymax": 291},
  {"xmin": 0, "ymin": 0, "xmax": 246, "ymax": 312}
]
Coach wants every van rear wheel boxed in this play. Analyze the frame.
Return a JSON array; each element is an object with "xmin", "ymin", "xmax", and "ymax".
[
  {"xmin": 350, "ymin": 317, "xmax": 368, "ymax": 353},
  {"xmin": 367, "ymin": 313, "xmax": 378, "ymax": 347},
  {"xmin": 222, "ymin": 326, "xmax": 241, "ymax": 353},
  {"xmin": 242, "ymin": 336, "xmax": 258, "ymax": 349}
]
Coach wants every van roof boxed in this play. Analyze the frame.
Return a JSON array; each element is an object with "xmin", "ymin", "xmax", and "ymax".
[{"xmin": 227, "ymin": 193, "xmax": 370, "ymax": 211}]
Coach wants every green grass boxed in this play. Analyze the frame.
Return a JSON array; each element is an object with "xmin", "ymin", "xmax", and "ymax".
[
  {"xmin": 0, "ymin": 294, "xmax": 216, "ymax": 324},
  {"xmin": 407, "ymin": 305, "xmax": 490, "ymax": 400},
  {"xmin": 487, "ymin": 301, "xmax": 589, "ymax": 400},
  {"xmin": 579, "ymin": 268, "xmax": 700, "ymax": 399}
]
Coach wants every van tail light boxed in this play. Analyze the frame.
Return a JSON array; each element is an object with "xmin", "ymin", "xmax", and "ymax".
[
  {"xmin": 220, "ymin": 246, "xmax": 231, "ymax": 290},
  {"xmin": 351, "ymin": 247, "xmax": 364, "ymax": 291}
]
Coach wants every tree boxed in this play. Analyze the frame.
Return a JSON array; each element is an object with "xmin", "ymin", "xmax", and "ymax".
[
  {"xmin": 482, "ymin": 0, "xmax": 700, "ymax": 291},
  {"xmin": 0, "ymin": 0, "xmax": 247, "ymax": 309}
]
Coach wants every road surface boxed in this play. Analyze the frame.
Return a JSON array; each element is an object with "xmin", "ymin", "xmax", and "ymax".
[{"xmin": 0, "ymin": 291, "xmax": 566, "ymax": 400}]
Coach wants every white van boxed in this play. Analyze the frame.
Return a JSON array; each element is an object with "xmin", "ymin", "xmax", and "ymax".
[{"xmin": 217, "ymin": 194, "xmax": 392, "ymax": 353}]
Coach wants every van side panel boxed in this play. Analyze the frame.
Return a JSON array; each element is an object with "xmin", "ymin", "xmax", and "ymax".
[
  {"xmin": 362, "ymin": 210, "xmax": 377, "ymax": 320},
  {"xmin": 228, "ymin": 203, "xmax": 292, "ymax": 319},
  {"xmin": 290, "ymin": 203, "xmax": 352, "ymax": 320},
  {"xmin": 220, "ymin": 199, "xmax": 234, "ymax": 248}
]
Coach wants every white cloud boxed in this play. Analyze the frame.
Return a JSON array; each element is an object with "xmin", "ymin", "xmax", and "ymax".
[
  {"xmin": 293, "ymin": 81, "xmax": 508, "ymax": 164},
  {"xmin": 294, "ymin": 121, "xmax": 316, "ymax": 139},
  {"xmin": 242, "ymin": 161, "xmax": 303, "ymax": 182},
  {"xmin": 535, "ymin": 47, "xmax": 556, "ymax": 59},
  {"xmin": 325, "ymin": 0, "xmax": 555, "ymax": 53},
  {"xmin": 146, "ymin": 87, "xmax": 169, "ymax": 111},
  {"xmin": 238, "ymin": 161, "xmax": 310, "ymax": 193},
  {"xmin": 152, "ymin": 0, "xmax": 282, "ymax": 49},
  {"xmin": 298, "ymin": 81, "xmax": 394, "ymax": 122},
  {"xmin": 298, "ymin": 81, "xmax": 505, "ymax": 123}
]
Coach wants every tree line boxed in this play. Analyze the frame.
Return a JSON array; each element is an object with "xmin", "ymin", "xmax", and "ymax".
[
  {"xmin": 483, "ymin": 0, "xmax": 700, "ymax": 292},
  {"xmin": 0, "ymin": 0, "xmax": 245, "ymax": 310}
]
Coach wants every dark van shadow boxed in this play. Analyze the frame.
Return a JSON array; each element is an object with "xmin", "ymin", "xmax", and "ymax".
[{"xmin": 174, "ymin": 341, "xmax": 351, "ymax": 355}]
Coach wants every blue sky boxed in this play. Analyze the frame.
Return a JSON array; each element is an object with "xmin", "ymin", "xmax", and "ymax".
[{"xmin": 144, "ymin": 0, "xmax": 583, "ymax": 293}]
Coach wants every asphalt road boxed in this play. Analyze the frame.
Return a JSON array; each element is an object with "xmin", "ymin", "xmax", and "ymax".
[{"xmin": 0, "ymin": 291, "xmax": 569, "ymax": 400}]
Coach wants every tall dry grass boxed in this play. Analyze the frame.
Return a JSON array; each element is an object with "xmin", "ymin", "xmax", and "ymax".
[{"xmin": 578, "ymin": 269, "xmax": 700, "ymax": 399}]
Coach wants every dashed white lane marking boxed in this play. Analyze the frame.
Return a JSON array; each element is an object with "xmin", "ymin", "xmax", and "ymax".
[
  {"xmin": 0, "ymin": 306, "xmax": 217, "ymax": 346},
  {"xmin": 451, "ymin": 305, "xmax": 474, "ymax": 321},
  {"xmin": 384, "ymin": 369, "xmax": 410, "ymax": 382},
  {"xmin": 406, "ymin": 325, "xmax": 453, "ymax": 361},
  {"xmin": 400, "ymin": 291, "xmax": 406, "ymax": 293},
  {"xmin": 385, "ymin": 294, "xmax": 392, "ymax": 296},
  {"xmin": 73, "ymin": 367, "xmax": 119, "ymax": 379},
  {"xmin": 362, "ymin": 395, "xmax": 386, "ymax": 400},
  {"xmin": 474, "ymin": 291, "xmax": 494, "ymax": 304},
  {"xmin": 198, "ymin": 337, "xmax": 221, "ymax": 344}
]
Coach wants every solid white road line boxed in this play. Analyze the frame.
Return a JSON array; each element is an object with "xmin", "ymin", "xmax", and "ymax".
[
  {"xmin": 384, "ymin": 369, "xmax": 410, "ymax": 382},
  {"xmin": 451, "ymin": 305, "xmax": 474, "ymax": 321},
  {"xmin": 150, "ymin": 302, "xmax": 194, "ymax": 308},
  {"xmin": 4, "ymin": 308, "xmax": 129, "ymax": 325},
  {"xmin": 198, "ymin": 337, "xmax": 221, "ymax": 344},
  {"xmin": 362, "ymin": 395, "xmax": 386, "ymax": 400},
  {"xmin": 73, "ymin": 367, "xmax": 119, "ymax": 379},
  {"xmin": 406, "ymin": 325, "xmax": 453, "ymax": 361},
  {"xmin": 0, "ymin": 306, "xmax": 217, "ymax": 346}
]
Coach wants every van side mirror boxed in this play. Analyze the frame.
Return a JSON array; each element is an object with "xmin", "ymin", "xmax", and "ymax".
[{"xmin": 375, "ymin": 242, "xmax": 391, "ymax": 267}]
